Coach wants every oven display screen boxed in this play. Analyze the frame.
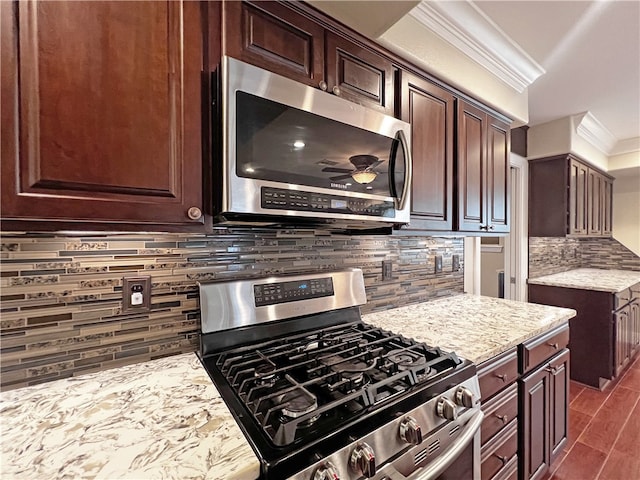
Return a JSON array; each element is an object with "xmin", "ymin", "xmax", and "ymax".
[{"xmin": 254, "ymin": 278, "xmax": 334, "ymax": 307}]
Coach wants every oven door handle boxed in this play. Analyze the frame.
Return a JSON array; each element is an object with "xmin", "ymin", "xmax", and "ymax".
[{"xmin": 379, "ymin": 409, "xmax": 484, "ymax": 480}]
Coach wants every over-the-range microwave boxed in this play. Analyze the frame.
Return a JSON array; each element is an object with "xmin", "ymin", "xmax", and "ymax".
[{"xmin": 214, "ymin": 56, "xmax": 412, "ymax": 230}]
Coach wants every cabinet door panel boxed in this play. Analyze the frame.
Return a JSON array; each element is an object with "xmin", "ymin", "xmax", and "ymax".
[
  {"xmin": 487, "ymin": 118, "xmax": 510, "ymax": 233},
  {"xmin": 1, "ymin": 0, "xmax": 204, "ymax": 226},
  {"xmin": 325, "ymin": 32, "xmax": 394, "ymax": 115},
  {"xmin": 549, "ymin": 350, "xmax": 570, "ymax": 460},
  {"xmin": 223, "ymin": 1, "xmax": 324, "ymax": 87},
  {"xmin": 602, "ymin": 177, "xmax": 613, "ymax": 236},
  {"xmin": 588, "ymin": 169, "xmax": 603, "ymax": 235},
  {"xmin": 520, "ymin": 365, "xmax": 550, "ymax": 480},
  {"xmin": 457, "ymin": 101, "xmax": 486, "ymax": 231},
  {"xmin": 399, "ymin": 72, "xmax": 454, "ymax": 230},
  {"xmin": 569, "ymin": 159, "xmax": 588, "ymax": 235}
]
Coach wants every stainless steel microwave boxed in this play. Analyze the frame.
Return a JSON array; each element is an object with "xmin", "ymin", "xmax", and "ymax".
[{"xmin": 216, "ymin": 56, "xmax": 412, "ymax": 229}]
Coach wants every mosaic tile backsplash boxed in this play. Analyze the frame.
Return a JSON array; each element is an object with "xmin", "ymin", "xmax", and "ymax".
[
  {"xmin": 529, "ymin": 236, "xmax": 640, "ymax": 278},
  {"xmin": 0, "ymin": 229, "xmax": 463, "ymax": 391}
]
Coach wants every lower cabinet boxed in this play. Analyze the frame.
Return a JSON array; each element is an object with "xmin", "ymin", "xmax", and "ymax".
[{"xmin": 518, "ymin": 325, "xmax": 570, "ymax": 480}]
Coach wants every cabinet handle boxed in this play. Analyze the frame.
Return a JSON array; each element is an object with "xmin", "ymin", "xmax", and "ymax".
[
  {"xmin": 332, "ymin": 85, "xmax": 341, "ymax": 96},
  {"xmin": 488, "ymin": 224, "xmax": 495, "ymax": 231},
  {"xmin": 495, "ymin": 455, "xmax": 509, "ymax": 466},
  {"xmin": 495, "ymin": 414, "xmax": 509, "ymax": 424},
  {"xmin": 187, "ymin": 206, "xmax": 202, "ymax": 220},
  {"xmin": 479, "ymin": 225, "xmax": 489, "ymax": 231},
  {"xmin": 548, "ymin": 342, "xmax": 559, "ymax": 349},
  {"xmin": 546, "ymin": 365, "xmax": 558, "ymax": 374},
  {"xmin": 494, "ymin": 373, "xmax": 508, "ymax": 382},
  {"xmin": 318, "ymin": 80, "xmax": 328, "ymax": 91}
]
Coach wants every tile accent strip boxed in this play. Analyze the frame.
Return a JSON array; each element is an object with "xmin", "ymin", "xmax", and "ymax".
[{"xmin": 0, "ymin": 229, "xmax": 464, "ymax": 391}]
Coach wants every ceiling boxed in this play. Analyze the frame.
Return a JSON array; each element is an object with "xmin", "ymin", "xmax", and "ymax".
[{"xmin": 310, "ymin": 0, "xmax": 640, "ymax": 150}]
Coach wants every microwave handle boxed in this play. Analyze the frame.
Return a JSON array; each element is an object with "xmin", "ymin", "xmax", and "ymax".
[{"xmin": 390, "ymin": 129, "xmax": 412, "ymax": 211}]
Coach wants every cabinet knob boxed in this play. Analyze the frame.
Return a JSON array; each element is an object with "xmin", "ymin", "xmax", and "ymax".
[
  {"xmin": 319, "ymin": 80, "xmax": 328, "ymax": 91},
  {"xmin": 495, "ymin": 455, "xmax": 509, "ymax": 466},
  {"xmin": 495, "ymin": 414, "xmax": 509, "ymax": 424},
  {"xmin": 187, "ymin": 206, "xmax": 202, "ymax": 220},
  {"xmin": 488, "ymin": 224, "xmax": 495, "ymax": 230},
  {"xmin": 548, "ymin": 342, "xmax": 559, "ymax": 349},
  {"xmin": 495, "ymin": 373, "xmax": 508, "ymax": 383},
  {"xmin": 332, "ymin": 85, "xmax": 341, "ymax": 96}
]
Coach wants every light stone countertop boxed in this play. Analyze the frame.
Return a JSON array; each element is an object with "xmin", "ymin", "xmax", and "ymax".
[
  {"xmin": 363, "ymin": 294, "xmax": 576, "ymax": 364},
  {"xmin": 0, "ymin": 353, "xmax": 260, "ymax": 480},
  {"xmin": 0, "ymin": 295, "xmax": 576, "ymax": 479},
  {"xmin": 527, "ymin": 268, "xmax": 640, "ymax": 293}
]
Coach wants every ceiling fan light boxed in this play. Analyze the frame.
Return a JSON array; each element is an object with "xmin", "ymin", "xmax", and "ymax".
[{"xmin": 351, "ymin": 170, "xmax": 377, "ymax": 184}]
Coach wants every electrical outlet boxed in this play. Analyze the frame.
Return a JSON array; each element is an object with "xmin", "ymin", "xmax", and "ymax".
[
  {"xmin": 382, "ymin": 260, "xmax": 393, "ymax": 280},
  {"xmin": 122, "ymin": 276, "xmax": 151, "ymax": 313},
  {"xmin": 452, "ymin": 254, "xmax": 460, "ymax": 272},
  {"xmin": 435, "ymin": 255, "xmax": 443, "ymax": 273}
]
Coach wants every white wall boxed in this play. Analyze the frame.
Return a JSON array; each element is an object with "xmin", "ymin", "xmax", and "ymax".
[
  {"xmin": 612, "ymin": 167, "xmax": 640, "ymax": 256},
  {"xmin": 480, "ymin": 241, "xmax": 505, "ymax": 298}
]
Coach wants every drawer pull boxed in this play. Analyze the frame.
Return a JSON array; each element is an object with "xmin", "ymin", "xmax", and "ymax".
[
  {"xmin": 546, "ymin": 366, "xmax": 558, "ymax": 374},
  {"xmin": 495, "ymin": 455, "xmax": 509, "ymax": 466},
  {"xmin": 495, "ymin": 414, "xmax": 509, "ymax": 424},
  {"xmin": 548, "ymin": 342, "xmax": 559, "ymax": 349},
  {"xmin": 495, "ymin": 373, "xmax": 508, "ymax": 382}
]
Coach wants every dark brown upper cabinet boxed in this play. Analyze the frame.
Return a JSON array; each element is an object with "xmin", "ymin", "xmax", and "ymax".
[
  {"xmin": 456, "ymin": 101, "xmax": 510, "ymax": 233},
  {"xmin": 398, "ymin": 72, "xmax": 454, "ymax": 231},
  {"xmin": 222, "ymin": 1, "xmax": 395, "ymax": 115},
  {"xmin": 1, "ymin": 1, "xmax": 206, "ymax": 229},
  {"xmin": 529, "ymin": 154, "xmax": 613, "ymax": 237}
]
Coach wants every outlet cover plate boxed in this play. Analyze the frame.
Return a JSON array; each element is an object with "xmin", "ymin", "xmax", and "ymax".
[
  {"xmin": 435, "ymin": 255, "xmax": 443, "ymax": 273},
  {"xmin": 452, "ymin": 254, "xmax": 460, "ymax": 272},
  {"xmin": 122, "ymin": 276, "xmax": 152, "ymax": 313},
  {"xmin": 382, "ymin": 260, "xmax": 393, "ymax": 280}
]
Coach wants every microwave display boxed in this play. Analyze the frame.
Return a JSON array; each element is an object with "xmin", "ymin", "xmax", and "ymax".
[{"xmin": 236, "ymin": 91, "xmax": 405, "ymax": 198}]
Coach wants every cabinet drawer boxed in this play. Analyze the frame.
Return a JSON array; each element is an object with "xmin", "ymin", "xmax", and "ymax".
[
  {"xmin": 478, "ymin": 348, "xmax": 518, "ymax": 401},
  {"xmin": 520, "ymin": 324, "xmax": 569, "ymax": 374},
  {"xmin": 490, "ymin": 454, "xmax": 517, "ymax": 480},
  {"xmin": 481, "ymin": 382, "xmax": 518, "ymax": 445},
  {"xmin": 481, "ymin": 419, "xmax": 518, "ymax": 480}
]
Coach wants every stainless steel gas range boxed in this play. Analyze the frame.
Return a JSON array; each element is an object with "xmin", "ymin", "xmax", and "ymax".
[{"xmin": 198, "ymin": 269, "xmax": 483, "ymax": 480}]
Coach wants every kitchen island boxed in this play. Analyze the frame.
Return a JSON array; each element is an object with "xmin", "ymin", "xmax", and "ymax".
[{"xmin": 1, "ymin": 294, "xmax": 575, "ymax": 480}]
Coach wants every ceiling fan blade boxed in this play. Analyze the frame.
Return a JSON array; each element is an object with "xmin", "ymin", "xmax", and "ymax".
[
  {"xmin": 322, "ymin": 167, "xmax": 353, "ymax": 173},
  {"xmin": 369, "ymin": 159, "xmax": 384, "ymax": 169},
  {"xmin": 330, "ymin": 174, "xmax": 352, "ymax": 181}
]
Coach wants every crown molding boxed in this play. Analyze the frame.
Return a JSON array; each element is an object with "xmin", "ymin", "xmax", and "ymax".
[
  {"xmin": 575, "ymin": 111, "xmax": 618, "ymax": 155},
  {"xmin": 610, "ymin": 137, "xmax": 640, "ymax": 156},
  {"xmin": 409, "ymin": 0, "xmax": 545, "ymax": 93}
]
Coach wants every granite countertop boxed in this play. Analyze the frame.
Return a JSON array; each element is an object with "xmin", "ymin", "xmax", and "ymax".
[
  {"xmin": 363, "ymin": 294, "xmax": 576, "ymax": 364},
  {"xmin": 0, "ymin": 353, "xmax": 260, "ymax": 480},
  {"xmin": 527, "ymin": 268, "xmax": 640, "ymax": 293},
  {"xmin": 0, "ymin": 295, "xmax": 576, "ymax": 479}
]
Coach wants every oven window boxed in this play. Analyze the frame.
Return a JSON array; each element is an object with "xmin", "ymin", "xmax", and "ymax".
[{"xmin": 236, "ymin": 91, "xmax": 399, "ymax": 196}]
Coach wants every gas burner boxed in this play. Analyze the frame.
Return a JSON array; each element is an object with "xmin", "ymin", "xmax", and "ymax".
[
  {"xmin": 322, "ymin": 355, "xmax": 377, "ymax": 373},
  {"xmin": 255, "ymin": 363, "xmax": 277, "ymax": 385},
  {"xmin": 387, "ymin": 349, "xmax": 429, "ymax": 371},
  {"xmin": 278, "ymin": 388, "xmax": 318, "ymax": 419}
]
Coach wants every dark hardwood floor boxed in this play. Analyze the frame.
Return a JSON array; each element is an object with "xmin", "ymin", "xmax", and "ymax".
[{"xmin": 547, "ymin": 354, "xmax": 640, "ymax": 479}]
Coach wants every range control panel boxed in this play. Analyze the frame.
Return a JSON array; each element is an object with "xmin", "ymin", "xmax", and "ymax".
[
  {"xmin": 253, "ymin": 277, "xmax": 334, "ymax": 307},
  {"xmin": 261, "ymin": 187, "xmax": 395, "ymax": 218}
]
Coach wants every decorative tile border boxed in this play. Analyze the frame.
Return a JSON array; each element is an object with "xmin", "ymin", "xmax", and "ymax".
[{"xmin": 0, "ymin": 229, "xmax": 464, "ymax": 391}]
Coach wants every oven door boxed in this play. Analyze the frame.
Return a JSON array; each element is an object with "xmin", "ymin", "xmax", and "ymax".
[
  {"xmin": 378, "ymin": 409, "xmax": 484, "ymax": 480},
  {"xmin": 221, "ymin": 56, "xmax": 412, "ymax": 225}
]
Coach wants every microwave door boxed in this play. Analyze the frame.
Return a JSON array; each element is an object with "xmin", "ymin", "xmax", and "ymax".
[{"xmin": 388, "ymin": 130, "xmax": 412, "ymax": 211}]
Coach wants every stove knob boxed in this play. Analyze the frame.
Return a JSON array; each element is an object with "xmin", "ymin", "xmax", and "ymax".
[
  {"xmin": 455, "ymin": 386, "xmax": 475, "ymax": 408},
  {"xmin": 313, "ymin": 461, "xmax": 340, "ymax": 480},
  {"xmin": 349, "ymin": 442, "xmax": 376, "ymax": 478},
  {"xmin": 436, "ymin": 397, "xmax": 458, "ymax": 421},
  {"xmin": 399, "ymin": 416, "xmax": 423, "ymax": 445}
]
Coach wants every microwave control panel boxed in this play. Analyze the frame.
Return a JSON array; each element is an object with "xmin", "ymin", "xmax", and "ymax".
[{"xmin": 261, "ymin": 187, "xmax": 394, "ymax": 217}]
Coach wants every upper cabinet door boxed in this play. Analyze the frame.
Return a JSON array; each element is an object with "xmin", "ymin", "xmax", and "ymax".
[
  {"xmin": 457, "ymin": 101, "xmax": 487, "ymax": 232},
  {"xmin": 588, "ymin": 168, "xmax": 604, "ymax": 236},
  {"xmin": 325, "ymin": 32, "xmax": 395, "ymax": 115},
  {"xmin": 222, "ymin": 1, "xmax": 325, "ymax": 88},
  {"xmin": 602, "ymin": 176, "xmax": 613, "ymax": 236},
  {"xmin": 487, "ymin": 116, "xmax": 510, "ymax": 233},
  {"xmin": 399, "ymin": 72, "xmax": 454, "ymax": 231},
  {"xmin": 1, "ymin": 1, "xmax": 205, "ymax": 227},
  {"xmin": 569, "ymin": 159, "xmax": 589, "ymax": 235}
]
